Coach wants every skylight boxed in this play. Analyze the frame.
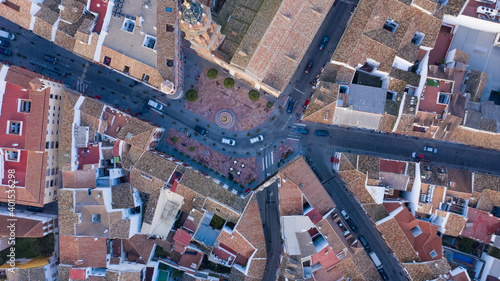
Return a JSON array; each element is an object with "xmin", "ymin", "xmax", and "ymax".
[
  {"xmin": 430, "ymin": 250, "xmax": 438, "ymax": 258},
  {"xmin": 412, "ymin": 32, "xmax": 425, "ymax": 46},
  {"xmin": 143, "ymin": 35, "xmax": 156, "ymax": 49},
  {"xmin": 383, "ymin": 18, "xmax": 398, "ymax": 33},
  {"xmin": 121, "ymin": 18, "xmax": 135, "ymax": 33}
]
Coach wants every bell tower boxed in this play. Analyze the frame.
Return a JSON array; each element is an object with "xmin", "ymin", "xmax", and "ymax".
[{"xmin": 179, "ymin": 0, "xmax": 225, "ymax": 57}]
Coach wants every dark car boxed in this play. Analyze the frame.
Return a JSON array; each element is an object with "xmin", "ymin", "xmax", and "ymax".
[
  {"xmin": 304, "ymin": 61, "xmax": 313, "ymax": 74},
  {"xmin": 314, "ymin": 130, "xmax": 329, "ymax": 136},
  {"xmin": 358, "ymin": 235, "xmax": 369, "ymax": 249},
  {"xmin": 0, "ymin": 48, "xmax": 12, "ymax": 56},
  {"xmin": 295, "ymin": 128, "xmax": 308, "ymax": 135},
  {"xmin": 0, "ymin": 40, "xmax": 9, "ymax": 47},
  {"xmin": 318, "ymin": 36, "xmax": 329, "ymax": 50},
  {"xmin": 194, "ymin": 126, "xmax": 208, "ymax": 136},
  {"xmin": 43, "ymin": 55, "xmax": 58, "ymax": 64},
  {"xmin": 287, "ymin": 99, "xmax": 295, "ymax": 114},
  {"xmin": 378, "ymin": 268, "xmax": 389, "ymax": 280},
  {"xmin": 346, "ymin": 218, "xmax": 358, "ymax": 232}
]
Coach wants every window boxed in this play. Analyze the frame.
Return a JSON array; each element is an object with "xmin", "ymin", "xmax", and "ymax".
[
  {"xmin": 121, "ymin": 18, "xmax": 136, "ymax": 33},
  {"xmin": 166, "ymin": 7, "xmax": 172, "ymax": 12},
  {"xmin": 438, "ymin": 93, "xmax": 451, "ymax": 104},
  {"xmin": 50, "ymin": 94, "xmax": 53, "ymax": 99},
  {"xmin": 7, "ymin": 121, "xmax": 22, "ymax": 135},
  {"xmin": 6, "ymin": 150, "xmax": 19, "ymax": 161},
  {"xmin": 46, "ymin": 142, "xmax": 49, "ymax": 149},
  {"xmin": 412, "ymin": 32, "xmax": 425, "ymax": 46},
  {"xmin": 50, "ymin": 180, "xmax": 54, "ymax": 187},
  {"xmin": 141, "ymin": 73, "xmax": 150, "ymax": 82},
  {"xmin": 51, "ymin": 168, "xmax": 55, "ymax": 176},
  {"xmin": 92, "ymin": 214, "xmax": 101, "ymax": 223},
  {"xmin": 411, "ymin": 225, "xmax": 423, "ymax": 237},
  {"xmin": 55, "ymin": 95, "xmax": 59, "ymax": 100},
  {"xmin": 19, "ymin": 100, "xmax": 31, "ymax": 112},
  {"xmin": 103, "ymin": 56, "xmax": 111, "ymax": 66},
  {"xmin": 47, "ymin": 169, "xmax": 50, "ymax": 177},
  {"xmin": 430, "ymin": 250, "xmax": 437, "ymax": 258},
  {"xmin": 166, "ymin": 24, "xmax": 174, "ymax": 32},
  {"xmin": 383, "ymin": 18, "xmax": 398, "ymax": 33},
  {"xmin": 56, "ymin": 142, "xmax": 59, "ymax": 148},
  {"xmin": 166, "ymin": 59, "xmax": 174, "ymax": 67},
  {"xmin": 46, "ymin": 181, "xmax": 49, "ymax": 188},
  {"xmin": 123, "ymin": 65, "xmax": 130, "ymax": 74}
]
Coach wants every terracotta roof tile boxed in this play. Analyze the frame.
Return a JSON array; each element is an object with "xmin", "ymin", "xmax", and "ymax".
[{"xmin": 235, "ymin": 194, "xmax": 266, "ymax": 259}]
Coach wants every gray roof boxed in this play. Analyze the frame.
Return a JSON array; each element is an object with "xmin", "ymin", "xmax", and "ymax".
[{"xmin": 348, "ymin": 84, "xmax": 386, "ymax": 114}]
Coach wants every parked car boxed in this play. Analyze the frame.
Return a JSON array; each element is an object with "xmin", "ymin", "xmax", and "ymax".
[
  {"xmin": 194, "ymin": 126, "xmax": 208, "ymax": 136},
  {"xmin": 43, "ymin": 55, "xmax": 58, "ymax": 64},
  {"xmin": 369, "ymin": 251, "xmax": 383, "ymax": 269},
  {"xmin": 318, "ymin": 36, "xmax": 329, "ymax": 50},
  {"xmin": 0, "ymin": 39, "xmax": 9, "ymax": 47},
  {"xmin": 314, "ymin": 130, "xmax": 329, "ymax": 136},
  {"xmin": 378, "ymin": 268, "xmax": 389, "ymax": 280},
  {"xmin": 340, "ymin": 209, "xmax": 349, "ymax": 219},
  {"xmin": 0, "ymin": 48, "xmax": 12, "ymax": 56},
  {"xmin": 304, "ymin": 61, "xmax": 313, "ymax": 73},
  {"xmin": 287, "ymin": 99, "xmax": 295, "ymax": 114},
  {"xmin": 221, "ymin": 138, "xmax": 236, "ymax": 146},
  {"xmin": 295, "ymin": 128, "xmax": 308, "ymax": 135},
  {"xmin": 303, "ymin": 99, "xmax": 310, "ymax": 109},
  {"xmin": 148, "ymin": 99, "xmax": 163, "ymax": 111},
  {"xmin": 424, "ymin": 146, "xmax": 438, "ymax": 153},
  {"xmin": 412, "ymin": 152, "xmax": 425, "ymax": 160},
  {"xmin": 0, "ymin": 30, "xmax": 15, "ymax": 40},
  {"xmin": 250, "ymin": 135, "xmax": 264, "ymax": 144},
  {"xmin": 358, "ymin": 235, "xmax": 370, "ymax": 249},
  {"xmin": 346, "ymin": 218, "xmax": 358, "ymax": 232}
]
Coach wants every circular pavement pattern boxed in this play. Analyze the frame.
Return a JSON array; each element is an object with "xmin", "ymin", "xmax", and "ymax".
[{"xmin": 215, "ymin": 109, "xmax": 236, "ymax": 129}]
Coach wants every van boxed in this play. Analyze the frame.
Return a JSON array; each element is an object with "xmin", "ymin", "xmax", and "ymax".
[
  {"xmin": 194, "ymin": 126, "xmax": 208, "ymax": 136},
  {"xmin": 0, "ymin": 30, "xmax": 15, "ymax": 40},
  {"xmin": 43, "ymin": 55, "xmax": 58, "ymax": 64},
  {"xmin": 368, "ymin": 252, "xmax": 382, "ymax": 269},
  {"xmin": 358, "ymin": 235, "xmax": 369, "ymax": 249},
  {"xmin": 148, "ymin": 99, "xmax": 163, "ymax": 111},
  {"xmin": 250, "ymin": 135, "xmax": 264, "ymax": 144}
]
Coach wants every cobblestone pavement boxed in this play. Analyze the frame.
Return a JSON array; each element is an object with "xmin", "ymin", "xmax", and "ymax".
[
  {"xmin": 184, "ymin": 68, "xmax": 273, "ymax": 131},
  {"xmin": 164, "ymin": 129, "xmax": 259, "ymax": 185}
]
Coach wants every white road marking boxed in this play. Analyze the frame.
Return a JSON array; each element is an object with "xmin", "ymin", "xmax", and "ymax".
[
  {"xmin": 262, "ymin": 158, "xmax": 265, "ymax": 171},
  {"xmin": 287, "ymin": 137, "xmax": 300, "ymax": 141},
  {"xmin": 271, "ymin": 151, "xmax": 274, "ymax": 165},
  {"xmin": 294, "ymin": 123, "xmax": 306, "ymax": 126}
]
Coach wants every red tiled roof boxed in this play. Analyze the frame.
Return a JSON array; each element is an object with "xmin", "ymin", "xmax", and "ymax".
[
  {"xmin": 312, "ymin": 246, "xmax": 340, "ymax": 270},
  {"xmin": 69, "ymin": 269, "xmax": 87, "ymax": 280},
  {"xmin": 306, "ymin": 208, "xmax": 323, "ymax": 224},
  {"xmin": 59, "ymin": 235, "xmax": 108, "ymax": 268},
  {"xmin": 461, "ymin": 207, "xmax": 500, "ymax": 243},
  {"xmin": 0, "ymin": 214, "xmax": 45, "ymax": 237},
  {"xmin": 380, "ymin": 159, "xmax": 407, "ymax": 174},
  {"xmin": 219, "ymin": 242, "xmax": 238, "ymax": 256},
  {"xmin": 178, "ymin": 250, "xmax": 203, "ymax": 270},
  {"xmin": 170, "ymin": 181, "xmax": 178, "ymax": 192},
  {"xmin": 112, "ymin": 140, "xmax": 120, "ymax": 157},
  {"xmin": 385, "ymin": 203, "xmax": 443, "ymax": 261},
  {"xmin": 173, "ymin": 229, "xmax": 192, "ymax": 246},
  {"xmin": 211, "ymin": 245, "xmax": 235, "ymax": 265},
  {"xmin": 182, "ymin": 218, "xmax": 196, "ymax": 232}
]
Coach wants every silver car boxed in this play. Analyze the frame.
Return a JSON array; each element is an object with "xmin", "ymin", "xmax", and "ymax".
[
  {"xmin": 222, "ymin": 138, "xmax": 236, "ymax": 146},
  {"xmin": 423, "ymin": 146, "xmax": 437, "ymax": 153}
]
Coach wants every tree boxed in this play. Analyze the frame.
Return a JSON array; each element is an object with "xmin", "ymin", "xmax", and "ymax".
[
  {"xmin": 185, "ymin": 89, "xmax": 198, "ymax": 102},
  {"xmin": 249, "ymin": 90, "xmax": 260, "ymax": 101},
  {"xmin": 207, "ymin": 68, "xmax": 218, "ymax": 79},
  {"xmin": 224, "ymin": 78, "xmax": 235, "ymax": 89},
  {"xmin": 189, "ymin": 146, "xmax": 195, "ymax": 151}
]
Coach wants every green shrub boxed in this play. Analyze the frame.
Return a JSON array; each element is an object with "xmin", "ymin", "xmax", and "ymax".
[
  {"xmin": 189, "ymin": 146, "xmax": 195, "ymax": 151},
  {"xmin": 186, "ymin": 89, "xmax": 198, "ymax": 102},
  {"xmin": 172, "ymin": 136, "xmax": 178, "ymax": 142},
  {"xmin": 224, "ymin": 78, "xmax": 235, "ymax": 89},
  {"xmin": 266, "ymin": 101, "xmax": 273, "ymax": 108},
  {"xmin": 249, "ymin": 90, "xmax": 260, "ymax": 101},
  {"xmin": 207, "ymin": 68, "xmax": 218, "ymax": 79}
]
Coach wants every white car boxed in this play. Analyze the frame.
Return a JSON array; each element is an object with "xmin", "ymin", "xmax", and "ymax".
[
  {"xmin": 423, "ymin": 146, "xmax": 438, "ymax": 153},
  {"xmin": 222, "ymin": 138, "xmax": 236, "ymax": 146},
  {"xmin": 250, "ymin": 135, "xmax": 264, "ymax": 144},
  {"xmin": 340, "ymin": 209, "xmax": 349, "ymax": 220},
  {"xmin": 148, "ymin": 99, "xmax": 163, "ymax": 111}
]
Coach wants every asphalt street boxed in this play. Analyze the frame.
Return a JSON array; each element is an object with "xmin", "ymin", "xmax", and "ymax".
[
  {"xmin": 2, "ymin": 3, "xmax": 500, "ymax": 279},
  {"xmin": 307, "ymin": 146, "xmax": 407, "ymax": 280},
  {"xmin": 256, "ymin": 181, "xmax": 282, "ymax": 281}
]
